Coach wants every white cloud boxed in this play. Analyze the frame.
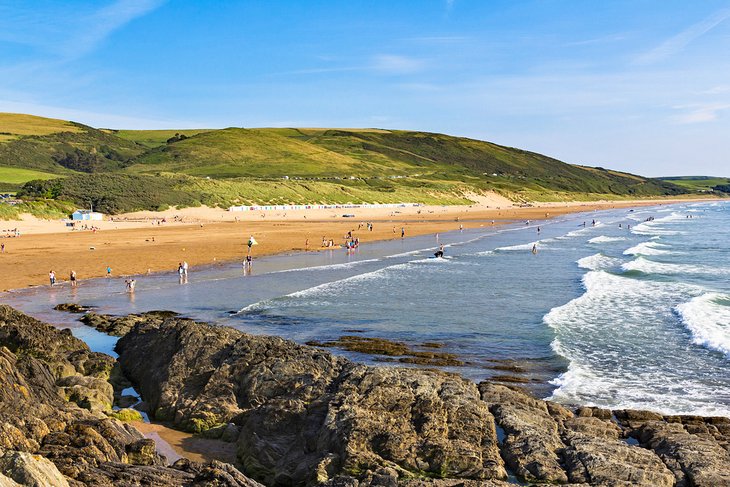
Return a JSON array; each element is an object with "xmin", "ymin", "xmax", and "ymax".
[
  {"xmin": 371, "ymin": 55, "xmax": 425, "ymax": 74},
  {"xmin": 0, "ymin": 99, "xmax": 201, "ymax": 129},
  {"xmin": 636, "ymin": 7, "xmax": 730, "ymax": 64},
  {"xmin": 672, "ymin": 103, "xmax": 730, "ymax": 124},
  {"xmin": 0, "ymin": 0, "xmax": 165, "ymax": 60}
]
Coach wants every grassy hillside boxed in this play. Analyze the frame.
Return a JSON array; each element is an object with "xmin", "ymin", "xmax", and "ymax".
[
  {"xmin": 0, "ymin": 119, "xmax": 144, "ymax": 176},
  {"xmin": 0, "ymin": 112, "xmax": 82, "ymax": 143},
  {"xmin": 112, "ymin": 129, "xmax": 214, "ymax": 148},
  {"xmin": 660, "ymin": 176, "xmax": 730, "ymax": 192},
  {"xmin": 1, "ymin": 112, "xmax": 694, "ymax": 214},
  {"xmin": 126, "ymin": 127, "xmax": 685, "ymax": 196}
]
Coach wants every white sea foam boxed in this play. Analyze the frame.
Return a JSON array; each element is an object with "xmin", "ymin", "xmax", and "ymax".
[
  {"xmin": 495, "ymin": 241, "xmax": 539, "ymax": 251},
  {"xmin": 543, "ymin": 270, "xmax": 730, "ymax": 416},
  {"xmin": 676, "ymin": 293, "xmax": 730, "ymax": 358},
  {"xmin": 630, "ymin": 212, "xmax": 688, "ymax": 236},
  {"xmin": 269, "ymin": 257, "xmax": 382, "ymax": 274},
  {"xmin": 576, "ymin": 253, "xmax": 622, "ymax": 271},
  {"xmin": 588, "ymin": 236, "xmax": 626, "ymax": 244},
  {"xmin": 623, "ymin": 241, "xmax": 671, "ymax": 256},
  {"xmin": 238, "ymin": 264, "xmax": 403, "ymax": 313},
  {"xmin": 621, "ymin": 257, "xmax": 730, "ymax": 276},
  {"xmin": 547, "ymin": 358, "xmax": 730, "ymax": 417}
]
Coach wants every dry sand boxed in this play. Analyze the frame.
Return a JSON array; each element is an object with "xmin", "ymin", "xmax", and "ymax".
[{"xmin": 0, "ymin": 194, "xmax": 711, "ymax": 292}]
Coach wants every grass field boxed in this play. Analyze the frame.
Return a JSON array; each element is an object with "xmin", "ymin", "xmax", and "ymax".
[
  {"xmin": 0, "ymin": 167, "xmax": 62, "ymax": 185},
  {"xmin": 0, "ymin": 113, "xmax": 82, "ymax": 143},
  {"xmin": 660, "ymin": 176, "xmax": 730, "ymax": 192}
]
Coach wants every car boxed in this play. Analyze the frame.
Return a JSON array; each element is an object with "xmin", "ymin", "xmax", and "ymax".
[{"xmin": 342, "ymin": 214, "xmax": 355, "ymax": 217}]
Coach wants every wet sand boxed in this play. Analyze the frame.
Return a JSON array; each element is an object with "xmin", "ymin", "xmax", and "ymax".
[
  {"xmin": 0, "ymin": 197, "xmax": 713, "ymax": 292},
  {"xmin": 132, "ymin": 421, "xmax": 238, "ymax": 465}
]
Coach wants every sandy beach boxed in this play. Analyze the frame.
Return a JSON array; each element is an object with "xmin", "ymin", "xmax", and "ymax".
[{"xmin": 0, "ymin": 194, "xmax": 715, "ymax": 292}]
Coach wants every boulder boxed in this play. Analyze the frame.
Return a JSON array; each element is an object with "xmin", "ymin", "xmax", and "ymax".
[
  {"xmin": 116, "ymin": 316, "xmax": 507, "ymax": 484},
  {"xmin": 0, "ymin": 451, "xmax": 69, "ymax": 487}
]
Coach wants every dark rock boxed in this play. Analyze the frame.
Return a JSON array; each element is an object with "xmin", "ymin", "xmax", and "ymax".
[
  {"xmin": 116, "ymin": 317, "xmax": 506, "ymax": 484},
  {"xmin": 631, "ymin": 419, "xmax": 730, "ymax": 486},
  {"xmin": 479, "ymin": 382, "xmax": 568, "ymax": 483},
  {"xmin": 54, "ymin": 303, "xmax": 92, "ymax": 314},
  {"xmin": 307, "ymin": 335, "xmax": 463, "ymax": 367},
  {"xmin": 0, "ymin": 306, "xmax": 260, "ymax": 487},
  {"xmin": 116, "ymin": 395, "xmax": 139, "ymax": 409},
  {"xmin": 0, "ymin": 450, "xmax": 70, "ymax": 487}
]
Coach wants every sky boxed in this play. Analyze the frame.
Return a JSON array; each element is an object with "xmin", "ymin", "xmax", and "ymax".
[{"xmin": 1, "ymin": 1, "xmax": 729, "ymax": 177}]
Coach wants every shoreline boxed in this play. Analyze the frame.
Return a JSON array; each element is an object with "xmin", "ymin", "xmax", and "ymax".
[{"xmin": 0, "ymin": 196, "xmax": 717, "ymax": 292}]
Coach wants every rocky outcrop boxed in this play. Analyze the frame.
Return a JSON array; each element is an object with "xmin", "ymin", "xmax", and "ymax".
[
  {"xmin": 80, "ymin": 310, "xmax": 178, "ymax": 336},
  {"xmin": 116, "ymin": 316, "xmax": 506, "ymax": 485},
  {"xmin": 480, "ymin": 382, "xmax": 729, "ymax": 487},
  {"xmin": 617, "ymin": 412, "xmax": 730, "ymax": 487},
  {"xmin": 0, "ymin": 305, "xmax": 260, "ymax": 487},
  {"xmin": 0, "ymin": 451, "xmax": 69, "ymax": 487}
]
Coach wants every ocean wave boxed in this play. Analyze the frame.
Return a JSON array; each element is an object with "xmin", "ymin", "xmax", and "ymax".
[
  {"xmin": 588, "ymin": 236, "xmax": 627, "ymax": 244},
  {"xmin": 675, "ymin": 293, "xmax": 730, "ymax": 358},
  {"xmin": 543, "ymin": 271, "xmax": 726, "ymax": 416},
  {"xmin": 269, "ymin": 257, "xmax": 382, "ymax": 274},
  {"xmin": 576, "ymin": 253, "xmax": 623, "ymax": 271},
  {"xmin": 623, "ymin": 241, "xmax": 671, "ymax": 256},
  {"xmin": 546, "ymin": 358, "xmax": 730, "ymax": 417},
  {"xmin": 495, "ymin": 241, "xmax": 539, "ymax": 251},
  {"xmin": 621, "ymin": 257, "xmax": 730, "ymax": 276},
  {"xmin": 238, "ymin": 264, "xmax": 406, "ymax": 313},
  {"xmin": 630, "ymin": 212, "xmax": 688, "ymax": 236}
]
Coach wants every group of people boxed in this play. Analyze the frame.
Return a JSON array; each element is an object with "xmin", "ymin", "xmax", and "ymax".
[{"xmin": 48, "ymin": 270, "xmax": 78, "ymax": 287}]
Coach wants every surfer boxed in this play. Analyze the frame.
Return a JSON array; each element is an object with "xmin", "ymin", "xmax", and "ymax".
[{"xmin": 531, "ymin": 243, "xmax": 537, "ymax": 254}]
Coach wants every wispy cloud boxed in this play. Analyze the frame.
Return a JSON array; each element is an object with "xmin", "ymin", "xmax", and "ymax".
[
  {"xmin": 565, "ymin": 33, "xmax": 628, "ymax": 47},
  {"xmin": 272, "ymin": 55, "xmax": 426, "ymax": 77},
  {"xmin": 672, "ymin": 103, "xmax": 730, "ymax": 124},
  {"xmin": 372, "ymin": 55, "xmax": 425, "ymax": 74},
  {"xmin": 0, "ymin": 98, "xmax": 200, "ymax": 129},
  {"xmin": 404, "ymin": 36, "xmax": 470, "ymax": 44},
  {"xmin": 0, "ymin": 0, "xmax": 165, "ymax": 60},
  {"xmin": 68, "ymin": 0, "xmax": 166, "ymax": 58},
  {"xmin": 636, "ymin": 7, "xmax": 730, "ymax": 64}
]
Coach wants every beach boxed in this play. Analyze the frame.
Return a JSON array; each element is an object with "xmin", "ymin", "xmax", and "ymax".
[
  {"xmin": 0, "ymin": 195, "xmax": 709, "ymax": 291},
  {"xmin": 2, "ymin": 197, "xmax": 729, "ymax": 479}
]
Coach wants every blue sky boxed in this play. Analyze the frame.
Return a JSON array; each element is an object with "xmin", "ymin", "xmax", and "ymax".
[{"xmin": 1, "ymin": 0, "xmax": 729, "ymax": 176}]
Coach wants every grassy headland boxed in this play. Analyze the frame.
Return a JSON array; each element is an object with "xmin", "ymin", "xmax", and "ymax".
[{"xmin": 0, "ymin": 112, "xmax": 715, "ymax": 216}]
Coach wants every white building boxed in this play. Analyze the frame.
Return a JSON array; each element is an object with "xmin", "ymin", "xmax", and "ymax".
[{"xmin": 71, "ymin": 210, "xmax": 104, "ymax": 221}]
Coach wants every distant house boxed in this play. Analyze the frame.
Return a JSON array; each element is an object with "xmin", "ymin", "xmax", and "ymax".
[{"xmin": 72, "ymin": 210, "xmax": 104, "ymax": 221}]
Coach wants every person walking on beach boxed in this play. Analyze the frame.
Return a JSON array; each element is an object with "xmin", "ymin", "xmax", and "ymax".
[
  {"xmin": 182, "ymin": 261, "xmax": 189, "ymax": 277},
  {"xmin": 1, "ymin": 243, "xmax": 4, "ymax": 253},
  {"xmin": 49, "ymin": 270, "xmax": 56, "ymax": 286},
  {"xmin": 69, "ymin": 270, "xmax": 77, "ymax": 288},
  {"xmin": 106, "ymin": 266, "xmax": 112, "ymax": 277},
  {"xmin": 247, "ymin": 235, "xmax": 257, "ymax": 255},
  {"xmin": 401, "ymin": 227, "xmax": 405, "ymax": 238}
]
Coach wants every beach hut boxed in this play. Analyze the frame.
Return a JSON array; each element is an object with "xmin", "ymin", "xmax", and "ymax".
[{"xmin": 72, "ymin": 209, "xmax": 104, "ymax": 221}]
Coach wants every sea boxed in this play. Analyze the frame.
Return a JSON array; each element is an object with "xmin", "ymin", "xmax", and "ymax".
[{"xmin": 3, "ymin": 200, "xmax": 729, "ymax": 417}]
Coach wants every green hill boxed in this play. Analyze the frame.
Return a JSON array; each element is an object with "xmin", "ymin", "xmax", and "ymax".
[
  {"xmin": 660, "ymin": 176, "xmax": 730, "ymax": 193},
  {"xmin": 0, "ymin": 112, "xmax": 694, "ymax": 215}
]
